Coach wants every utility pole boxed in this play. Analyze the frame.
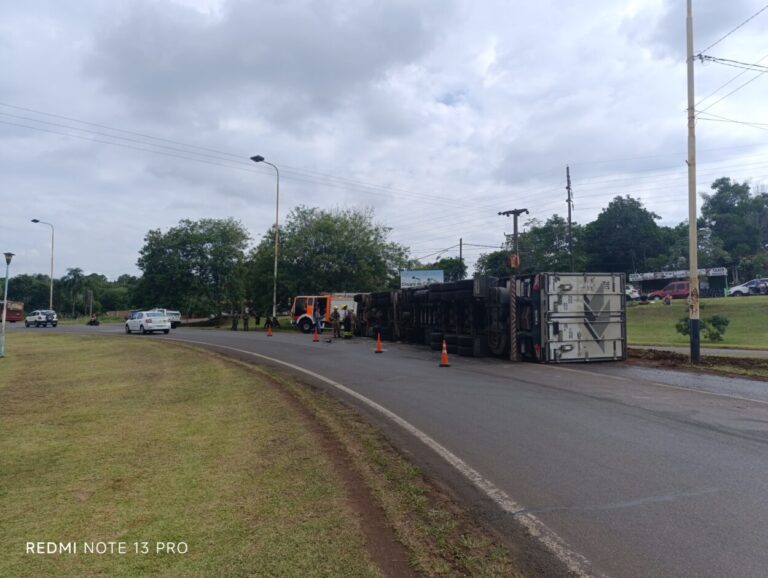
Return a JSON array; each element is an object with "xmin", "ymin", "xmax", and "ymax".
[
  {"xmin": 686, "ymin": 0, "xmax": 701, "ymax": 363},
  {"xmin": 566, "ymin": 165, "xmax": 574, "ymax": 271},
  {"xmin": 459, "ymin": 237, "xmax": 464, "ymax": 279},
  {"xmin": 498, "ymin": 208, "xmax": 529, "ymax": 269}
]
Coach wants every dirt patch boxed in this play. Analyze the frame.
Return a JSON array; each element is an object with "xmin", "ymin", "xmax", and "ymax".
[
  {"xmin": 628, "ymin": 347, "xmax": 768, "ymax": 380},
  {"xmin": 261, "ymin": 371, "xmax": 419, "ymax": 578}
]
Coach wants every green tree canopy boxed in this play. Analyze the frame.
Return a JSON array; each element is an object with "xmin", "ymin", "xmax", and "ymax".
[
  {"xmin": 583, "ymin": 196, "xmax": 663, "ymax": 273},
  {"xmin": 518, "ymin": 215, "xmax": 585, "ymax": 273},
  {"xmin": 700, "ymin": 177, "xmax": 768, "ymax": 274},
  {"xmin": 416, "ymin": 257, "xmax": 466, "ymax": 282},
  {"xmin": 474, "ymin": 250, "xmax": 514, "ymax": 278},
  {"xmin": 136, "ymin": 218, "xmax": 250, "ymax": 315},
  {"xmin": 247, "ymin": 206, "xmax": 408, "ymax": 313}
]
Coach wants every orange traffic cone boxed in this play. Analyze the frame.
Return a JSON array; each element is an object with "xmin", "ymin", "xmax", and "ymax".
[
  {"xmin": 374, "ymin": 333, "xmax": 383, "ymax": 353},
  {"xmin": 267, "ymin": 324, "xmax": 273, "ymax": 337},
  {"xmin": 439, "ymin": 339, "xmax": 450, "ymax": 367},
  {"xmin": 313, "ymin": 324, "xmax": 320, "ymax": 342}
]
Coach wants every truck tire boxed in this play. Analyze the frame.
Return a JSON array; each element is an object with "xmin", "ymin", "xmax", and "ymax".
[
  {"xmin": 458, "ymin": 335, "xmax": 474, "ymax": 348},
  {"xmin": 298, "ymin": 318, "xmax": 313, "ymax": 334},
  {"xmin": 458, "ymin": 345, "xmax": 474, "ymax": 357}
]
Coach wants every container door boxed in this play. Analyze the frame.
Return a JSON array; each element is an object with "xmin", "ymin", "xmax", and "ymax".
[{"xmin": 542, "ymin": 273, "xmax": 626, "ymax": 362}]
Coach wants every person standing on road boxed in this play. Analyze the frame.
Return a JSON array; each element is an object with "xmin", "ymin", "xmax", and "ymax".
[
  {"xmin": 242, "ymin": 307, "xmax": 250, "ymax": 331},
  {"xmin": 313, "ymin": 304, "xmax": 323, "ymax": 334},
  {"xmin": 331, "ymin": 305, "xmax": 341, "ymax": 338},
  {"xmin": 231, "ymin": 310, "xmax": 239, "ymax": 331},
  {"xmin": 341, "ymin": 304, "xmax": 352, "ymax": 338}
]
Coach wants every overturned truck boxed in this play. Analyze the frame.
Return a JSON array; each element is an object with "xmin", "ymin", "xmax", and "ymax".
[{"xmin": 354, "ymin": 272, "xmax": 627, "ymax": 363}]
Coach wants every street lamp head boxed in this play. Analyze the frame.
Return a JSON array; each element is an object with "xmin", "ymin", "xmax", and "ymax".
[
  {"xmin": 31, "ymin": 219, "xmax": 40, "ymax": 223},
  {"xmin": 4, "ymin": 252, "xmax": 14, "ymax": 265},
  {"xmin": 250, "ymin": 155, "xmax": 265, "ymax": 163}
]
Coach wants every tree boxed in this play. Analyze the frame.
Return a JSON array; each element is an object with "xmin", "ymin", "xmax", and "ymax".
[
  {"xmin": 518, "ymin": 215, "xmax": 586, "ymax": 273},
  {"xmin": 6, "ymin": 274, "xmax": 51, "ymax": 311},
  {"xmin": 61, "ymin": 268, "xmax": 85, "ymax": 317},
  {"xmin": 701, "ymin": 177, "xmax": 756, "ymax": 260},
  {"xmin": 417, "ymin": 257, "xmax": 466, "ymax": 282},
  {"xmin": 583, "ymin": 196, "xmax": 663, "ymax": 273},
  {"xmin": 246, "ymin": 206, "xmax": 408, "ymax": 313},
  {"xmin": 474, "ymin": 250, "xmax": 514, "ymax": 278},
  {"xmin": 136, "ymin": 218, "xmax": 250, "ymax": 315}
]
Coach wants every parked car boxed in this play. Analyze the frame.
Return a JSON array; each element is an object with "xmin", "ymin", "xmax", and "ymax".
[
  {"xmin": 727, "ymin": 278, "xmax": 768, "ymax": 297},
  {"xmin": 647, "ymin": 281, "xmax": 690, "ymax": 300},
  {"xmin": 25, "ymin": 309, "xmax": 58, "ymax": 327},
  {"xmin": 625, "ymin": 283, "xmax": 640, "ymax": 301},
  {"xmin": 125, "ymin": 310, "xmax": 171, "ymax": 334},
  {"xmin": 166, "ymin": 310, "xmax": 182, "ymax": 328}
]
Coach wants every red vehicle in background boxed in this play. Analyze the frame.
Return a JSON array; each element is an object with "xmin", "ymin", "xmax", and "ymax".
[
  {"xmin": 1, "ymin": 300, "xmax": 24, "ymax": 323},
  {"xmin": 647, "ymin": 281, "xmax": 690, "ymax": 300}
]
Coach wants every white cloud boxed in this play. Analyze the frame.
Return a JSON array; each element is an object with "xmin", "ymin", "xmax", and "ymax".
[{"xmin": 2, "ymin": 0, "xmax": 768, "ymax": 280}]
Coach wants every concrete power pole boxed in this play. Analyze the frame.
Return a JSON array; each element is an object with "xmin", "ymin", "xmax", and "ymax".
[
  {"xmin": 687, "ymin": 0, "xmax": 701, "ymax": 363},
  {"xmin": 566, "ymin": 165, "xmax": 574, "ymax": 271},
  {"xmin": 498, "ymin": 208, "xmax": 529, "ymax": 269}
]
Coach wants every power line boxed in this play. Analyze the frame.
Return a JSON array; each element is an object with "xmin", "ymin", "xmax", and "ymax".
[
  {"xmin": 695, "ymin": 51, "xmax": 768, "ymax": 109},
  {"xmin": 696, "ymin": 2, "xmax": 768, "ymax": 55},
  {"xmin": 696, "ymin": 66, "xmax": 768, "ymax": 115},
  {"xmin": 699, "ymin": 55, "xmax": 768, "ymax": 73},
  {"xmin": 413, "ymin": 244, "xmax": 460, "ymax": 261},
  {"xmin": 697, "ymin": 110, "xmax": 768, "ymax": 132}
]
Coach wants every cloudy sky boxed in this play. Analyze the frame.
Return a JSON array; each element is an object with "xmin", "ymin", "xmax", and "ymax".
[{"xmin": 2, "ymin": 0, "xmax": 768, "ymax": 280}]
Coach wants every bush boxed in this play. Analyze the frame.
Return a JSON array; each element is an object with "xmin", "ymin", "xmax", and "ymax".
[{"xmin": 675, "ymin": 314, "xmax": 730, "ymax": 342}]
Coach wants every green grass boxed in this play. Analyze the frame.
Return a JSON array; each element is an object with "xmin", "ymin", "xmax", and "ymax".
[
  {"xmin": 0, "ymin": 333, "xmax": 378, "ymax": 578},
  {"xmin": 268, "ymin": 371, "xmax": 522, "ymax": 578},
  {"xmin": 627, "ymin": 295, "xmax": 768, "ymax": 348}
]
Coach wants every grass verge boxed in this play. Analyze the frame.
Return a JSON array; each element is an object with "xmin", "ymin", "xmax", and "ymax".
[
  {"xmin": 235, "ymin": 363, "xmax": 523, "ymax": 578},
  {"xmin": 627, "ymin": 295, "xmax": 768, "ymax": 348},
  {"xmin": 0, "ymin": 333, "xmax": 378, "ymax": 578}
]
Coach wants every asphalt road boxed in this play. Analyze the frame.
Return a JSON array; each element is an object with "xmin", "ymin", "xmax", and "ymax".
[{"xmin": 29, "ymin": 324, "xmax": 768, "ymax": 578}]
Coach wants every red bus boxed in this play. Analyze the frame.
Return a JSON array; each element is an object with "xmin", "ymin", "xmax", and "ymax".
[{"xmin": 1, "ymin": 300, "xmax": 24, "ymax": 323}]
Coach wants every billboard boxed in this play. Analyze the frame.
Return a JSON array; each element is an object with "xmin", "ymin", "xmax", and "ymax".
[{"xmin": 400, "ymin": 270, "xmax": 444, "ymax": 288}]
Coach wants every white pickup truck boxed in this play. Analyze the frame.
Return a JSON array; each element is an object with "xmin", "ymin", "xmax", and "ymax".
[{"xmin": 151, "ymin": 308, "xmax": 182, "ymax": 328}]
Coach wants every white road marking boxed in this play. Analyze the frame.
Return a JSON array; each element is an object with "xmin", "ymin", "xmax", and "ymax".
[{"xmin": 169, "ymin": 337, "xmax": 600, "ymax": 578}]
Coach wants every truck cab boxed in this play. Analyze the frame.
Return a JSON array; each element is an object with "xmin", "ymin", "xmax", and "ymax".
[{"xmin": 291, "ymin": 293, "xmax": 357, "ymax": 333}]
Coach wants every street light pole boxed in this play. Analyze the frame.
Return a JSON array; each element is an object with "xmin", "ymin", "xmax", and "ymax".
[
  {"xmin": 1, "ymin": 252, "xmax": 15, "ymax": 358},
  {"xmin": 250, "ymin": 155, "xmax": 280, "ymax": 320},
  {"xmin": 31, "ymin": 219, "xmax": 55, "ymax": 310}
]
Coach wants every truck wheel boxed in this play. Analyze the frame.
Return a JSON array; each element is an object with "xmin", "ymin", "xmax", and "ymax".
[
  {"xmin": 458, "ymin": 335, "xmax": 474, "ymax": 348},
  {"xmin": 458, "ymin": 346, "xmax": 474, "ymax": 357},
  {"xmin": 298, "ymin": 318, "xmax": 312, "ymax": 334}
]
